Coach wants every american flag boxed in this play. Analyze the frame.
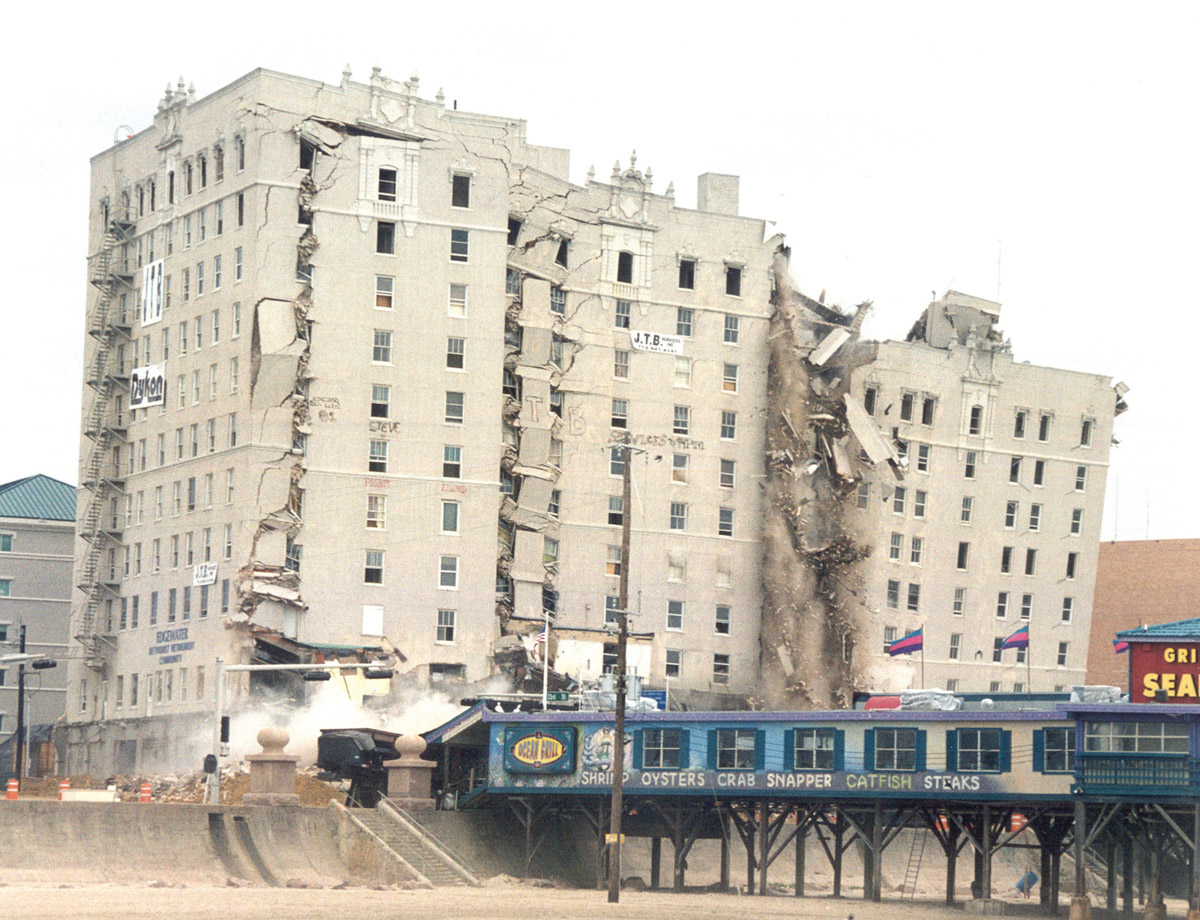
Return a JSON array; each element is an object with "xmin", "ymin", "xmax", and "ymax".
[{"xmin": 533, "ymin": 628, "xmax": 548, "ymax": 658}]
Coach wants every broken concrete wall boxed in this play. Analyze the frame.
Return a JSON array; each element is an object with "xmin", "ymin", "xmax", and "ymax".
[{"xmin": 759, "ymin": 261, "xmax": 889, "ymax": 709}]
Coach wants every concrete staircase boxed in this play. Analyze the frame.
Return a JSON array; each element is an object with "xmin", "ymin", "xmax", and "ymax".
[{"xmin": 352, "ymin": 804, "xmax": 478, "ymax": 887}]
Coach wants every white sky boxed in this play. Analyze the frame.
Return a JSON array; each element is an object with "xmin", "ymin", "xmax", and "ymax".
[{"xmin": 3, "ymin": 3, "xmax": 1196, "ymax": 539}]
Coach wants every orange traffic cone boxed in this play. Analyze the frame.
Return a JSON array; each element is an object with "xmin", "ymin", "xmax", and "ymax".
[
  {"xmin": 5, "ymin": 778, "xmax": 17, "ymax": 800},
  {"xmin": 58, "ymin": 779, "xmax": 71, "ymax": 801},
  {"xmin": 139, "ymin": 781, "xmax": 152, "ymax": 803}
]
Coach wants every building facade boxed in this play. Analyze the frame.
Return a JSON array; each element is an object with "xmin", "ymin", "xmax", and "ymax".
[
  {"xmin": 64, "ymin": 69, "xmax": 1123, "ymax": 773},
  {"xmin": 851, "ymin": 292, "xmax": 1123, "ymax": 694},
  {"xmin": 0, "ymin": 475, "xmax": 75, "ymax": 775}
]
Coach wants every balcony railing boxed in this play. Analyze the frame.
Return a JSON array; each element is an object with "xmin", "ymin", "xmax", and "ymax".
[{"xmin": 1077, "ymin": 752, "xmax": 1197, "ymax": 795}]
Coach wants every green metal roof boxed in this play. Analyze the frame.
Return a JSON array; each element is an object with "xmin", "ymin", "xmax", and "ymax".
[
  {"xmin": 0, "ymin": 475, "xmax": 76, "ymax": 522},
  {"xmin": 1116, "ymin": 618, "xmax": 1200, "ymax": 641}
]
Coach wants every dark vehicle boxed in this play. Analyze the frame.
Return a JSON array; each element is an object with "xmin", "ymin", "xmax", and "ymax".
[{"xmin": 315, "ymin": 726, "xmax": 400, "ymax": 807}]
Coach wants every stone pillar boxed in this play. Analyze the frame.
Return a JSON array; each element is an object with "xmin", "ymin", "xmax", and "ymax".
[
  {"xmin": 242, "ymin": 726, "xmax": 300, "ymax": 806},
  {"xmin": 382, "ymin": 733, "xmax": 436, "ymax": 810}
]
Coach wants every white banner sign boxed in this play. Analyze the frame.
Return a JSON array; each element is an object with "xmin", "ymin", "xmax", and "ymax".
[
  {"xmin": 141, "ymin": 260, "xmax": 164, "ymax": 326},
  {"xmin": 629, "ymin": 330, "xmax": 684, "ymax": 355},
  {"xmin": 193, "ymin": 563, "xmax": 218, "ymax": 587},
  {"xmin": 129, "ymin": 364, "xmax": 165, "ymax": 409}
]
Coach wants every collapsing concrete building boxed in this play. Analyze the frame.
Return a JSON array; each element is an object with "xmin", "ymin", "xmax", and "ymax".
[{"xmin": 64, "ymin": 67, "xmax": 1124, "ymax": 772}]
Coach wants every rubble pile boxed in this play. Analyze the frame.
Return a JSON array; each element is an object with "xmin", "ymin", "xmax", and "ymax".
[{"xmin": 759, "ymin": 260, "xmax": 886, "ymax": 709}]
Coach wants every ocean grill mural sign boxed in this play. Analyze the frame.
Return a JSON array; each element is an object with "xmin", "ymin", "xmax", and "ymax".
[{"xmin": 503, "ymin": 727, "xmax": 575, "ymax": 774}]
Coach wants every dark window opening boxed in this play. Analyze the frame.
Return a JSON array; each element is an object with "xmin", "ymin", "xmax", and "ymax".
[
  {"xmin": 969, "ymin": 405, "xmax": 983, "ymax": 435},
  {"xmin": 556, "ymin": 239, "xmax": 569, "ymax": 267},
  {"xmin": 452, "ymin": 174, "xmax": 471, "ymax": 209},
  {"xmin": 725, "ymin": 266, "xmax": 742, "ymax": 296},
  {"xmin": 299, "ymin": 140, "xmax": 315, "ymax": 171},
  {"xmin": 864, "ymin": 386, "xmax": 877, "ymax": 415},
  {"xmin": 378, "ymin": 168, "xmax": 398, "ymax": 201},
  {"xmin": 679, "ymin": 259, "xmax": 696, "ymax": 289},
  {"xmin": 922, "ymin": 397, "xmax": 935, "ymax": 425},
  {"xmin": 617, "ymin": 251, "xmax": 634, "ymax": 284},
  {"xmin": 507, "ymin": 217, "xmax": 523, "ymax": 246},
  {"xmin": 901, "ymin": 393, "xmax": 914, "ymax": 422},
  {"xmin": 376, "ymin": 222, "xmax": 395, "ymax": 254}
]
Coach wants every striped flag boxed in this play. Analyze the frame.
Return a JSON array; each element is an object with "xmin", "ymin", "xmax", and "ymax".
[
  {"xmin": 533, "ymin": 628, "xmax": 548, "ymax": 659},
  {"xmin": 1113, "ymin": 637, "xmax": 1130, "ymax": 654},
  {"xmin": 1001, "ymin": 625, "xmax": 1030, "ymax": 650},
  {"xmin": 888, "ymin": 628, "xmax": 923, "ymax": 657}
]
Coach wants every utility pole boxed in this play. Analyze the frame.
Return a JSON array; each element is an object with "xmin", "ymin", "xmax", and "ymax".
[
  {"xmin": 607, "ymin": 444, "xmax": 633, "ymax": 902},
  {"xmin": 14, "ymin": 625, "xmax": 26, "ymax": 782}
]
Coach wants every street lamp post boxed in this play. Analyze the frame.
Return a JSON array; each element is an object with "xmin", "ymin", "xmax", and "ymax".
[{"xmin": 3, "ymin": 625, "xmax": 57, "ymax": 782}]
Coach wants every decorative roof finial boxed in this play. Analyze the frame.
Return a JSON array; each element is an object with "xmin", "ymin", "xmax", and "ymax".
[
  {"xmin": 187, "ymin": 82, "xmax": 196, "ymax": 102},
  {"xmin": 436, "ymin": 87, "xmax": 445, "ymax": 105},
  {"xmin": 629, "ymin": 149, "xmax": 637, "ymax": 169},
  {"xmin": 587, "ymin": 165, "xmax": 595, "ymax": 183},
  {"xmin": 342, "ymin": 64, "xmax": 352, "ymax": 83}
]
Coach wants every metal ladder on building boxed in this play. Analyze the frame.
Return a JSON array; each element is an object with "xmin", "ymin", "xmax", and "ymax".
[
  {"xmin": 75, "ymin": 220, "xmax": 134, "ymax": 670},
  {"xmin": 900, "ymin": 828, "xmax": 929, "ymax": 899}
]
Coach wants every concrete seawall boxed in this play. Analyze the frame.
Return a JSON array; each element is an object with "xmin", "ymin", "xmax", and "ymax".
[{"xmin": 0, "ymin": 801, "xmax": 353, "ymax": 886}]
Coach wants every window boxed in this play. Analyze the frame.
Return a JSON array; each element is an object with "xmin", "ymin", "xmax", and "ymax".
[
  {"xmin": 672, "ymin": 405, "xmax": 690, "ymax": 436},
  {"xmin": 965, "ymin": 451, "xmax": 977, "ymax": 479},
  {"xmin": 1020, "ymin": 594, "xmax": 1033, "ymax": 620},
  {"xmin": 667, "ymin": 599, "xmax": 684, "ymax": 631},
  {"xmin": 1010, "ymin": 456, "xmax": 1022, "ymax": 483},
  {"xmin": 607, "ymin": 398, "xmax": 628, "ymax": 430},
  {"xmin": 1025, "ymin": 548, "xmax": 1038, "ymax": 576},
  {"xmin": 675, "ymin": 307, "xmax": 694, "ymax": 337},
  {"xmin": 1057, "ymin": 641, "xmax": 1069, "ymax": 667},
  {"xmin": 616, "ymin": 251, "xmax": 634, "ymax": 284},
  {"xmin": 914, "ymin": 491, "xmax": 927, "ymax": 519},
  {"xmin": 605, "ymin": 544, "xmax": 622, "ymax": 576},
  {"xmin": 550, "ymin": 285, "xmax": 566, "ymax": 315},
  {"xmin": 883, "ymin": 626, "xmax": 897, "ymax": 653},
  {"xmin": 505, "ymin": 216, "xmax": 523, "ymax": 246},
  {"xmin": 665, "ymin": 649, "xmax": 681, "ymax": 679},
  {"xmin": 893, "ymin": 486, "xmax": 906, "ymax": 515},
  {"xmin": 614, "ymin": 349, "xmax": 631, "ymax": 379},
  {"xmin": 442, "ymin": 500, "xmax": 460, "ymax": 534},
  {"xmin": 602, "ymin": 595, "xmax": 620, "ymax": 626},
  {"xmin": 366, "ymin": 495, "xmax": 386, "ymax": 530},
  {"xmin": 444, "ymin": 391, "xmax": 464, "ymax": 424},
  {"xmin": 450, "ymin": 173, "xmax": 471, "ymax": 208},
  {"xmin": 671, "ymin": 452, "xmax": 689, "ymax": 484},
  {"xmin": 993, "ymin": 637, "xmax": 1005, "ymax": 662},
  {"xmin": 374, "ymin": 275, "xmax": 395, "ymax": 310},
  {"xmin": 280, "ymin": 538, "xmax": 298, "ymax": 575},
  {"xmin": 856, "ymin": 481, "xmax": 870, "ymax": 508},
  {"xmin": 609, "ymin": 446, "xmax": 626, "ymax": 477},
  {"xmin": 956, "ymin": 542, "xmax": 970, "ymax": 571},
  {"xmin": 614, "ymin": 299, "xmax": 631, "ymax": 328},
  {"xmin": 669, "ymin": 501, "xmax": 688, "ymax": 532},
  {"xmin": 376, "ymin": 167, "xmax": 398, "ymax": 201},
  {"xmin": 906, "ymin": 582, "xmax": 920, "ymax": 612},
  {"xmin": 642, "ymin": 728, "xmax": 684, "ymax": 770},
  {"xmin": 233, "ymin": 303, "xmax": 242, "ymax": 337},
  {"xmin": 889, "ymin": 532, "xmax": 902, "ymax": 561},
  {"xmin": 900, "ymin": 392, "xmax": 915, "ymax": 422},
  {"xmin": 1001, "ymin": 546, "xmax": 1013, "ymax": 574},
  {"xmin": 441, "ymin": 443, "xmax": 458, "ymax": 479},
  {"xmin": 1066, "ymin": 551, "xmax": 1079, "ymax": 580},
  {"xmin": 1014, "ymin": 410, "xmax": 1028, "ymax": 439},
  {"xmin": 997, "ymin": 592, "xmax": 1009, "ymax": 619},
  {"xmin": 968, "ymin": 405, "xmax": 983, "ymax": 435},
  {"xmin": 718, "ymin": 508, "xmax": 735, "ymax": 537},
  {"xmin": 716, "ymin": 728, "xmax": 757, "ymax": 769},
  {"xmin": 376, "ymin": 221, "xmax": 395, "ymax": 254},
  {"xmin": 370, "ymin": 385, "xmax": 389, "ymax": 418},
  {"xmin": 447, "ymin": 283, "xmax": 468, "ymax": 317},
  {"xmin": 1027, "ymin": 503, "xmax": 1043, "ymax": 532},
  {"xmin": 1080, "ymin": 419, "xmax": 1094, "ymax": 447},
  {"xmin": 1038, "ymin": 413, "xmax": 1052, "ymax": 442},
  {"xmin": 1069, "ymin": 508, "xmax": 1084, "ymax": 536},
  {"xmin": 955, "ymin": 728, "xmax": 1006, "ymax": 772},
  {"xmin": 712, "ymin": 653, "xmax": 731, "ymax": 685},
  {"xmin": 1038, "ymin": 728, "xmax": 1076, "ymax": 773},
  {"xmin": 674, "ymin": 356, "xmax": 692, "ymax": 387},
  {"xmin": 872, "ymin": 728, "xmax": 919, "ymax": 772},
  {"xmin": 961, "ymin": 496, "xmax": 974, "ymax": 523},
  {"xmin": 364, "ymin": 550, "xmax": 384, "ymax": 584},
  {"xmin": 886, "ymin": 580, "xmax": 900, "ymax": 609},
  {"xmin": 450, "ymin": 228, "xmax": 469, "ymax": 262},
  {"xmin": 213, "ymin": 256, "xmax": 222, "ymax": 290},
  {"xmin": 1005, "ymin": 500, "xmax": 1018, "ymax": 529},
  {"xmin": 921, "ymin": 397, "xmax": 935, "ymax": 426},
  {"xmin": 720, "ymin": 459, "xmax": 736, "ymax": 490},
  {"xmin": 720, "ymin": 411, "xmax": 737, "ymax": 440},
  {"xmin": 787, "ymin": 729, "xmax": 836, "ymax": 771},
  {"xmin": 555, "ymin": 239, "xmax": 568, "ymax": 267},
  {"xmin": 917, "ymin": 443, "xmax": 930, "ymax": 472},
  {"xmin": 953, "ymin": 587, "xmax": 966, "ymax": 616},
  {"xmin": 722, "ymin": 314, "xmax": 740, "ymax": 346},
  {"xmin": 1086, "ymin": 721, "xmax": 1188, "ymax": 755},
  {"xmin": 1075, "ymin": 466, "xmax": 1088, "ymax": 491},
  {"xmin": 949, "ymin": 633, "xmax": 962, "ymax": 660},
  {"xmin": 910, "ymin": 536, "xmax": 923, "ymax": 565},
  {"xmin": 445, "ymin": 336, "xmax": 466, "ymax": 370},
  {"xmin": 236, "ymin": 194, "xmax": 245, "ymax": 230},
  {"xmin": 725, "ymin": 265, "xmax": 742, "ymax": 297},
  {"xmin": 722, "ymin": 363, "xmax": 739, "ymax": 393}
]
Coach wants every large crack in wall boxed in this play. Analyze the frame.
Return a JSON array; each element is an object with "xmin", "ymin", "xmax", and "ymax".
[{"xmin": 759, "ymin": 261, "xmax": 896, "ymax": 709}]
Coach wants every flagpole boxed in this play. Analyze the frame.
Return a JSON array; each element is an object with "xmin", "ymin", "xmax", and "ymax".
[
  {"xmin": 541, "ymin": 608, "xmax": 550, "ymax": 710},
  {"xmin": 1025, "ymin": 626, "xmax": 1032, "ymax": 700},
  {"xmin": 921, "ymin": 640, "xmax": 926, "ymax": 689}
]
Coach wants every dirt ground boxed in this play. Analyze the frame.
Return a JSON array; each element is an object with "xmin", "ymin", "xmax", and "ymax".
[{"xmin": 0, "ymin": 883, "xmax": 1188, "ymax": 920}]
